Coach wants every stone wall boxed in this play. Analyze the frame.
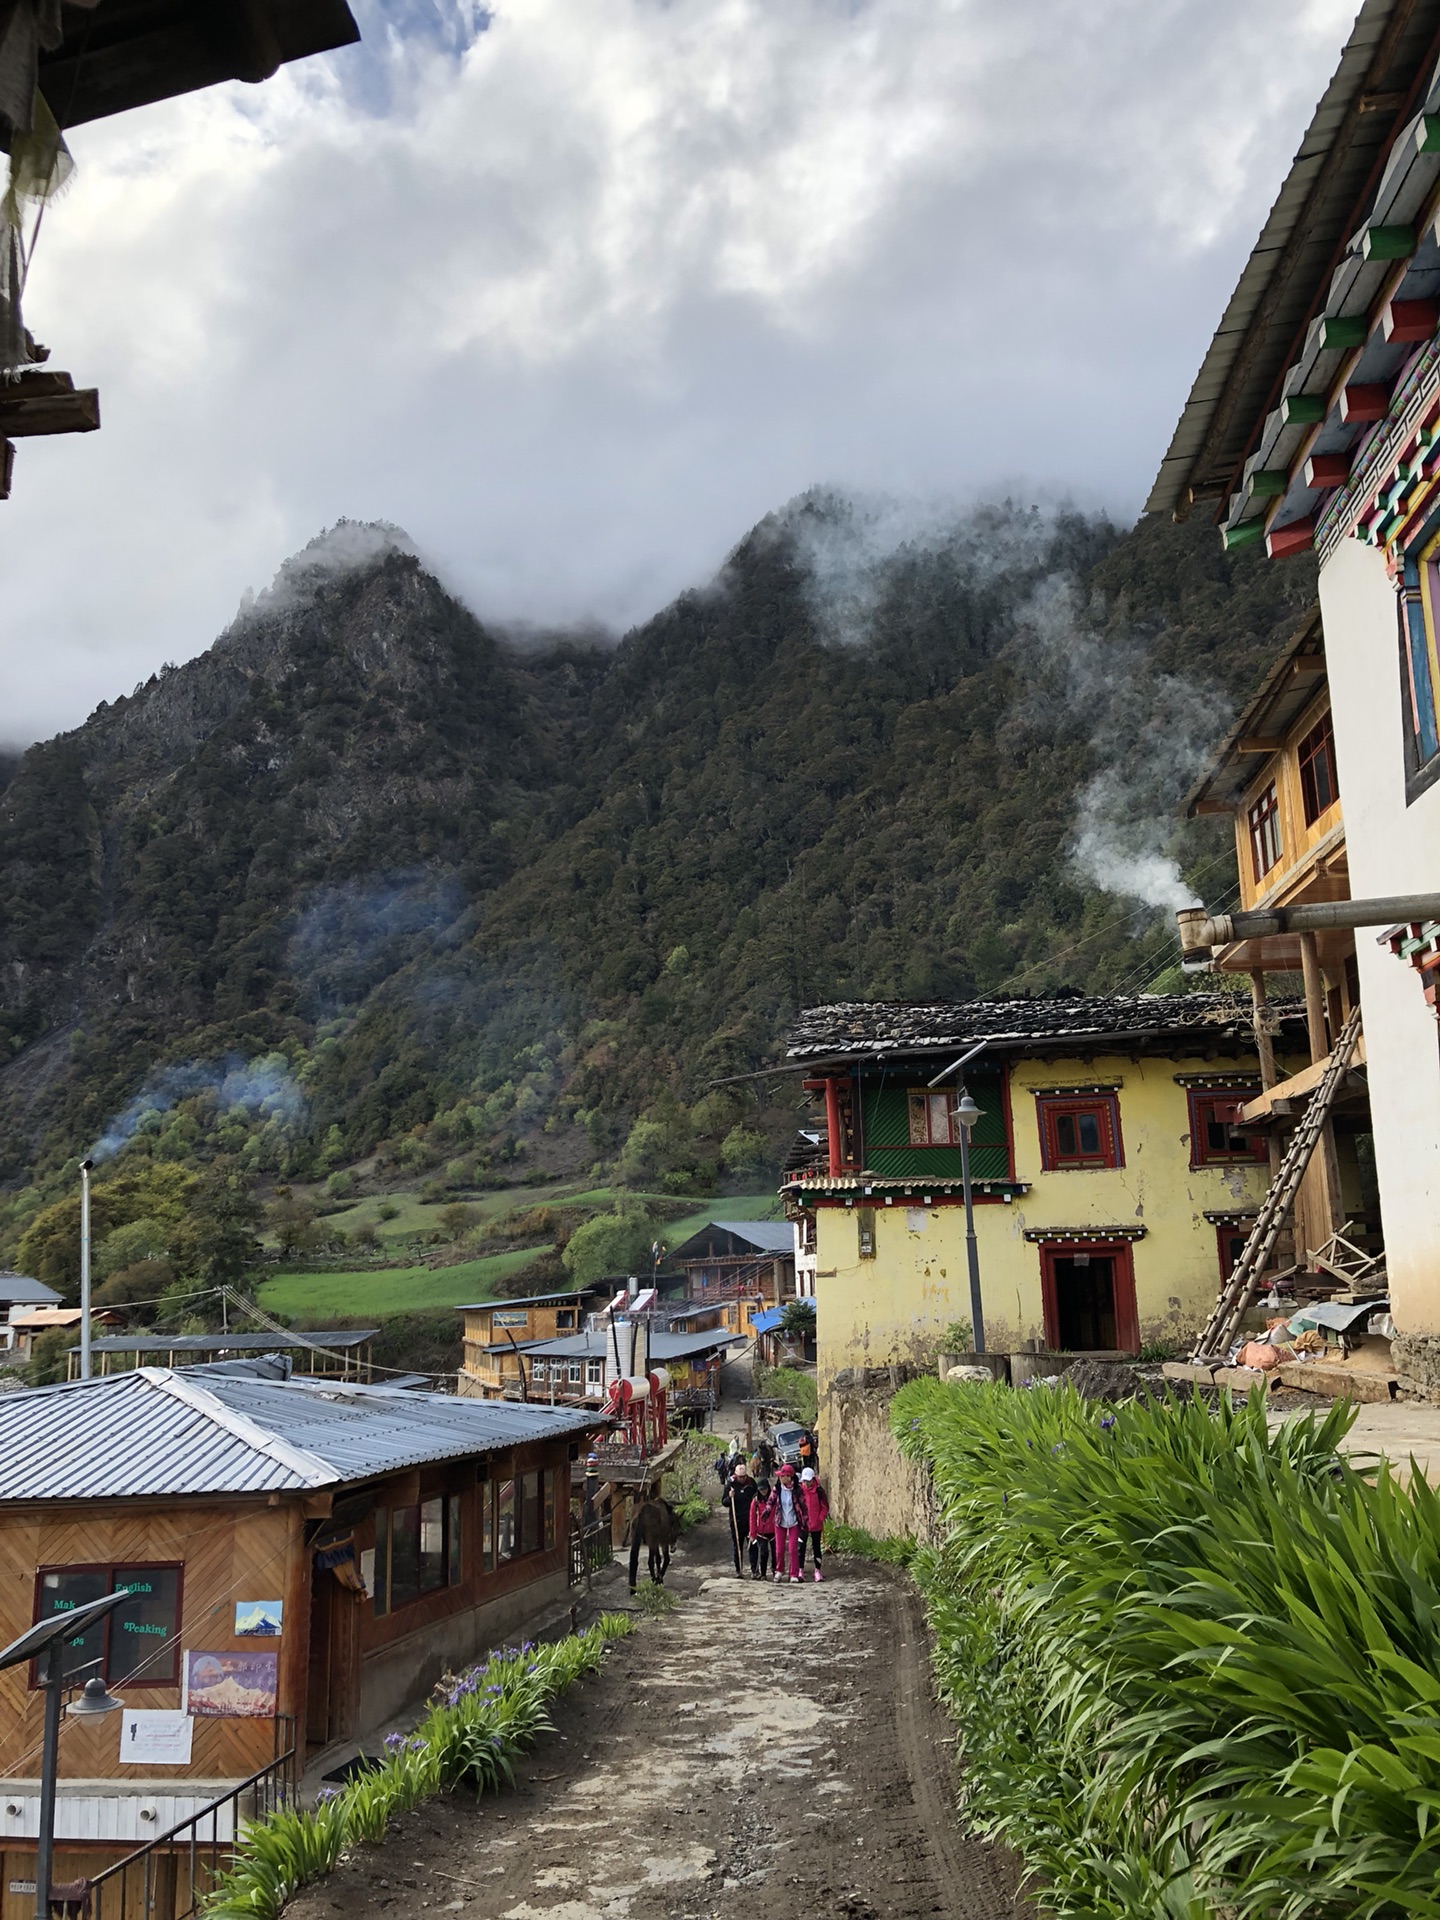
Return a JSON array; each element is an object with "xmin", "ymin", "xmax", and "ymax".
[
  {"xmin": 819, "ymin": 1367, "xmax": 939, "ymax": 1546},
  {"xmin": 1393, "ymin": 1331, "xmax": 1440, "ymax": 1400}
]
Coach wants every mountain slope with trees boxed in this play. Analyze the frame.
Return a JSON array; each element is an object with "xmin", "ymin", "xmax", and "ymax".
[{"xmin": 0, "ymin": 499, "xmax": 1316, "ymax": 1267}]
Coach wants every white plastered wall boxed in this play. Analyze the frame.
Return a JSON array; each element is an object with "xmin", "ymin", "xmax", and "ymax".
[{"xmin": 1317, "ymin": 537, "xmax": 1440, "ymax": 1331}]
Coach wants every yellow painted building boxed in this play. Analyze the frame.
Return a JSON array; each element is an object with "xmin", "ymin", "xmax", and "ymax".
[{"xmin": 783, "ymin": 995, "xmax": 1326, "ymax": 1384}]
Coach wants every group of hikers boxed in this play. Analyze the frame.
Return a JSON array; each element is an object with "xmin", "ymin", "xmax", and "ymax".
[{"xmin": 716, "ymin": 1430, "xmax": 830, "ymax": 1584}]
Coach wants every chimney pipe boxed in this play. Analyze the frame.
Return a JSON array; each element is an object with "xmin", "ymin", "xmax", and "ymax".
[{"xmin": 1176, "ymin": 894, "xmax": 1440, "ymax": 972}]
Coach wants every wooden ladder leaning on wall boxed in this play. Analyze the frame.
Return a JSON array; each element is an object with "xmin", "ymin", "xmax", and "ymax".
[{"xmin": 1189, "ymin": 1005, "xmax": 1365, "ymax": 1365}]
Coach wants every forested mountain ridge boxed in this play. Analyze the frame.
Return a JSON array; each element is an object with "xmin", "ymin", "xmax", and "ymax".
[{"xmin": 0, "ymin": 499, "xmax": 1316, "ymax": 1212}]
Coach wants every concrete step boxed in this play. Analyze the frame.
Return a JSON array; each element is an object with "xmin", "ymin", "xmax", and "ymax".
[{"xmin": 1276, "ymin": 1362, "xmax": 1400, "ymax": 1403}]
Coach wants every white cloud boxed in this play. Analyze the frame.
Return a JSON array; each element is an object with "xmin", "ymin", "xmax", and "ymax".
[{"xmin": 0, "ymin": 0, "xmax": 1356, "ymax": 742}]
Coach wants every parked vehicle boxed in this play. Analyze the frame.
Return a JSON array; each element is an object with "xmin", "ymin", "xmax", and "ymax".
[{"xmin": 765, "ymin": 1420, "xmax": 809, "ymax": 1465}]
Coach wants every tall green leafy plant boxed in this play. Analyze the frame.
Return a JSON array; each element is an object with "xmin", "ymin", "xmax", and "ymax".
[{"xmin": 894, "ymin": 1377, "xmax": 1440, "ymax": 1918}]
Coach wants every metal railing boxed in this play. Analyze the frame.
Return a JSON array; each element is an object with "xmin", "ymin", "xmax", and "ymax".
[
  {"xmin": 87, "ymin": 1725, "xmax": 297, "ymax": 1920},
  {"xmin": 567, "ymin": 1522, "xmax": 613, "ymax": 1587}
]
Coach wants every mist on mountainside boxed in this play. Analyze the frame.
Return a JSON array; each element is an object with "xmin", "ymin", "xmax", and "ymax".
[{"xmin": 0, "ymin": 492, "xmax": 1315, "ymax": 1238}]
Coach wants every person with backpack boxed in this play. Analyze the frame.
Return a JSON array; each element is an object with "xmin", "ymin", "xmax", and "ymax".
[
  {"xmin": 796, "ymin": 1466, "xmax": 830, "ymax": 1581},
  {"xmin": 747, "ymin": 1476, "xmax": 776, "ymax": 1580},
  {"xmin": 773, "ymin": 1462, "xmax": 803, "ymax": 1583}
]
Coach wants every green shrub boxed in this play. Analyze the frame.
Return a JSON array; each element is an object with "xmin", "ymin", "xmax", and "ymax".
[
  {"xmin": 755, "ymin": 1363, "xmax": 817, "ymax": 1426},
  {"xmin": 891, "ymin": 1375, "xmax": 1440, "ymax": 1919},
  {"xmin": 821, "ymin": 1520, "xmax": 916, "ymax": 1566}
]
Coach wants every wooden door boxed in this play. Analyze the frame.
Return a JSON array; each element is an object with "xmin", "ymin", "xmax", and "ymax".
[
  {"xmin": 1039, "ymin": 1242, "xmax": 1139, "ymax": 1355},
  {"xmin": 305, "ymin": 1570, "xmax": 361, "ymax": 1752}
]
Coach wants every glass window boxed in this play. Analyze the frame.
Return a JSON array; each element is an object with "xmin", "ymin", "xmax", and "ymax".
[
  {"xmin": 35, "ymin": 1569, "xmax": 107, "ymax": 1686},
  {"xmin": 1189, "ymin": 1091, "xmax": 1266, "ymax": 1167},
  {"xmin": 1402, "ymin": 555, "xmax": 1440, "ymax": 779},
  {"xmin": 1037, "ymin": 1095, "xmax": 1121, "ymax": 1170},
  {"xmin": 419, "ymin": 1497, "xmax": 446, "ymax": 1595},
  {"xmin": 520, "ymin": 1472, "xmax": 542, "ymax": 1555},
  {"xmin": 907, "ymin": 1092, "xmax": 957, "ymax": 1146},
  {"xmin": 1297, "ymin": 711, "xmax": 1338, "ymax": 824},
  {"xmin": 390, "ymin": 1505, "xmax": 421, "ymax": 1609},
  {"xmin": 448, "ymin": 1494, "xmax": 463, "ymax": 1587},
  {"xmin": 108, "ymin": 1567, "xmax": 181, "ymax": 1686},
  {"xmin": 479, "ymin": 1480, "xmax": 494, "ymax": 1574},
  {"xmin": 1247, "ymin": 783, "xmax": 1282, "ymax": 881},
  {"xmin": 585, "ymin": 1358, "xmax": 604, "ymax": 1389},
  {"xmin": 33, "ymin": 1565, "xmax": 181, "ymax": 1687},
  {"xmin": 567, "ymin": 1360, "xmax": 583, "ymax": 1385},
  {"xmin": 373, "ymin": 1508, "xmax": 389, "ymax": 1617},
  {"xmin": 497, "ymin": 1479, "xmax": 516, "ymax": 1561}
]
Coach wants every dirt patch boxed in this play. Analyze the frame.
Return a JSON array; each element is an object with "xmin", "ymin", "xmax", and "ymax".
[{"xmin": 287, "ymin": 1517, "xmax": 1028, "ymax": 1920}]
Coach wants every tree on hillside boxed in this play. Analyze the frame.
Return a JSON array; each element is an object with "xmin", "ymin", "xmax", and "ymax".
[
  {"xmin": 561, "ymin": 1205, "xmax": 657, "ymax": 1287},
  {"xmin": 16, "ymin": 1164, "xmax": 196, "ymax": 1295}
]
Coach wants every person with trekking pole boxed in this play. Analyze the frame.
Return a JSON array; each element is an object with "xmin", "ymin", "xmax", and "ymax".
[{"xmin": 723, "ymin": 1460, "xmax": 758, "ymax": 1578}]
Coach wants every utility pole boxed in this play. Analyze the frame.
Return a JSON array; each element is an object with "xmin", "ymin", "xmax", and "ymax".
[{"xmin": 79, "ymin": 1158, "xmax": 94, "ymax": 1381}]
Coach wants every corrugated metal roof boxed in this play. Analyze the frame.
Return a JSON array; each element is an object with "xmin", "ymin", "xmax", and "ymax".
[
  {"xmin": 707, "ymin": 1222, "xmax": 794, "ymax": 1253},
  {"xmin": 83, "ymin": 1330, "xmax": 379, "ymax": 1354},
  {"xmin": 505, "ymin": 1330, "xmax": 741, "ymax": 1360},
  {"xmin": 1147, "ymin": 0, "xmax": 1440, "ymax": 520},
  {"xmin": 0, "ymin": 1370, "xmax": 599, "ymax": 1502},
  {"xmin": 0, "ymin": 1274, "xmax": 61, "ymax": 1307}
]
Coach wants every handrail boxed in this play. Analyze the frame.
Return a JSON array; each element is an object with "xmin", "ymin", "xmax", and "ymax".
[{"xmin": 87, "ymin": 1732, "xmax": 296, "ymax": 1920}]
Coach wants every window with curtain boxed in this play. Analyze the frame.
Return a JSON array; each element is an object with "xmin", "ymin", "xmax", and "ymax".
[{"xmin": 1401, "ymin": 547, "xmax": 1440, "ymax": 795}]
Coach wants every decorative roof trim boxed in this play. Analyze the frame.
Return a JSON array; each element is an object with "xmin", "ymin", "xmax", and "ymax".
[
  {"xmin": 1021, "ymin": 1226, "xmax": 1148, "ymax": 1243},
  {"xmin": 1028, "ymin": 1082, "xmax": 1122, "ymax": 1097}
]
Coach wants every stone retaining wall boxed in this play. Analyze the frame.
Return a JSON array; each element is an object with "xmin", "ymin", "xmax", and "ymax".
[{"xmin": 820, "ymin": 1365, "xmax": 939, "ymax": 1545}]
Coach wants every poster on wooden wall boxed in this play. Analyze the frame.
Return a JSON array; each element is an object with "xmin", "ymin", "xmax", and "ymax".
[
  {"xmin": 184, "ymin": 1650, "xmax": 279, "ymax": 1717},
  {"xmin": 235, "ymin": 1600, "xmax": 284, "ymax": 1636},
  {"xmin": 120, "ymin": 1709, "xmax": 194, "ymax": 1764}
]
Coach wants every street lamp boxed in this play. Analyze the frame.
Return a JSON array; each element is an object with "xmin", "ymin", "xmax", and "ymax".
[
  {"xmin": 953, "ymin": 1091, "xmax": 987, "ymax": 1356},
  {"xmin": 78, "ymin": 1158, "xmax": 95, "ymax": 1381},
  {"xmin": 0, "ymin": 1589, "xmax": 128, "ymax": 1919}
]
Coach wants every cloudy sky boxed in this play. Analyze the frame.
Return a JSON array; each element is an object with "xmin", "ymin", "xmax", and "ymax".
[{"xmin": 2, "ymin": 0, "xmax": 1356, "ymax": 745}]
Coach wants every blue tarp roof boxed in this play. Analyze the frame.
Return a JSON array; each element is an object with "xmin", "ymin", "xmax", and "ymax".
[{"xmin": 751, "ymin": 1307, "xmax": 784, "ymax": 1334}]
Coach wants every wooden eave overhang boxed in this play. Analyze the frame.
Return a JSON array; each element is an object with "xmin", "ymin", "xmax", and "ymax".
[
  {"xmin": 1185, "ymin": 610, "xmax": 1328, "ymax": 814},
  {"xmin": 37, "ymin": 0, "xmax": 361, "ymax": 129},
  {"xmin": 1147, "ymin": 0, "xmax": 1440, "ymax": 529}
]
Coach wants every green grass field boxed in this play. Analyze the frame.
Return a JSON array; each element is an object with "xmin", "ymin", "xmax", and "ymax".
[
  {"xmin": 256, "ymin": 1188, "xmax": 783, "ymax": 1320},
  {"xmin": 257, "ymin": 1247, "xmax": 539, "ymax": 1318}
]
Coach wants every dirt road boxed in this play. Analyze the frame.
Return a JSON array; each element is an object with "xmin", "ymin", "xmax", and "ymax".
[{"xmin": 289, "ymin": 1520, "xmax": 1027, "ymax": 1920}]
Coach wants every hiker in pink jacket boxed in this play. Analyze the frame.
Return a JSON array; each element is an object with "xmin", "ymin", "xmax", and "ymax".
[
  {"xmin": 748, "ymin": 1478, "xmax": 776, "ymax": 1580},
  {"xmin": 796, "ymin": 1466, "xmax": 830, "ymax": 1582},
  {"xmin": 773, "ymin": 1463, "xmax": 803, "ymax": 1583}
]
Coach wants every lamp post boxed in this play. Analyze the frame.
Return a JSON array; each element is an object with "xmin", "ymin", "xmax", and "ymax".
[
  {"xmin": 0, "ymin": 1589, "xmax": 128, "ymax": 1919},
  {"xmin": 953, "ymin": 1091, "xmax": 986, "ymax": 1357},
  {"xmin": 78, "ymin": 1158, "xmax": 94, "ymax": 1381}
]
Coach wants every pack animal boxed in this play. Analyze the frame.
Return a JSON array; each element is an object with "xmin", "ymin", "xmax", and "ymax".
[{"xmin": 628, "ymin": 1496, "xmax": 681, "ymax": 1590}]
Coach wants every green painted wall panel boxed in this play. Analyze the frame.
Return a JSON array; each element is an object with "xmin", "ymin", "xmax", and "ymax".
[{"xmin": 861, "ymin": 1072, "xmax": 1009, "ymax": 1180}]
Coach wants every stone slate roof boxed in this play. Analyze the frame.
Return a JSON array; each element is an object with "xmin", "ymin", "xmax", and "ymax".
[{"xmin": 786, "ymin": 992, "xmax": 1306, "ymax": 1065}]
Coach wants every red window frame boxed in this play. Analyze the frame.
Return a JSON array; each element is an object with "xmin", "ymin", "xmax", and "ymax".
[
  {"xmin": 1035, "ymin": 1093, "xmax": 1122, "ymax": 1170},
  {"xmin": 1247, "ymin": 783, "xmax": 1282, "ymax": 882},
  {"xmin": 1297, "ymin": 711, "xmax": 1338, "ymax": 826},
  {"xmin": 1187, "ymin": 1089, "xmax": 1266, "ymax": 1168}
]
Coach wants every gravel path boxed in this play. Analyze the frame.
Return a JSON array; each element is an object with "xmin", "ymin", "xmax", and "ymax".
[{"xmin": 288, "ymin": 1521, "xmax": 1028, "ymax": 1920}]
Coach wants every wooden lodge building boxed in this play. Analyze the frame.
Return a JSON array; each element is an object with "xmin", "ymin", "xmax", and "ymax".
[
  {"xmin": 783, "ymin": 993, "xmax": 1319, "ymax": 1383},
  {"xmin": 456, "ymin": 1288, "xmax": 610, "ymax": 1400},
  {"xmin": 666, "ymin": 1222, "xmax": 798, "ymax": 1338},
  {"xmin": 0, "ymin": 1361, "xmax": 596, "ymax": 1899}
]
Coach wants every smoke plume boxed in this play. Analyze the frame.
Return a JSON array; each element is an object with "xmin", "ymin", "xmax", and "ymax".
[
  {"xmin": 1017, "ymin": 575, "xmax": 1230, "ymax": 914},
  {"xmin": 92, "ymin": 1056, "xmax": 305, "ymax": 1162}
]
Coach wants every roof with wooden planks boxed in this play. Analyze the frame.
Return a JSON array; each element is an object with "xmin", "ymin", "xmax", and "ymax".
[
  {"xmin": 786, "ymin": 993, "xmax": 1311, "ymax": 1066},
  {"xmin": 37, "ymin": 0, "xmax": 360, "ymax": 129},
  {"xmin": 1148, "ymin": 0, "xmax": 1440, "ymax": 530}
]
